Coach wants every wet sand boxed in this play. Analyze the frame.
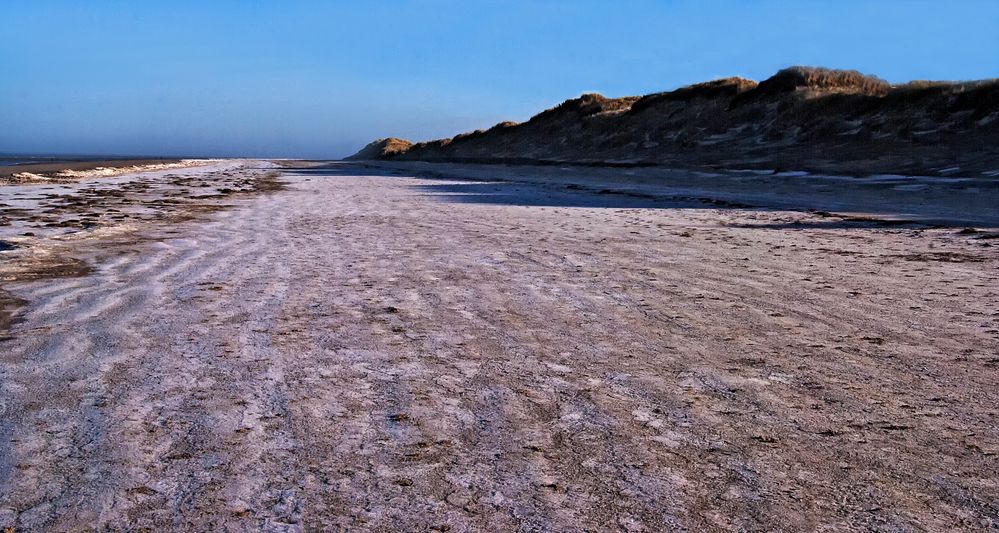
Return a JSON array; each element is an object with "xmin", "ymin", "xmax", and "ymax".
[{"xmin": 0, "ymin": 161, "xmax": 996, "ymax": 530}]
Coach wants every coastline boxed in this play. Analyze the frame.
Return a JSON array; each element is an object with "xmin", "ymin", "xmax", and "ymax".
[
  {"xmin": 357, "ymin": 160, "xmax": 999, "ymax": 228},
  {"xmin": 0, "ymin": 159, "xmax": 220, "ymax": 184}
]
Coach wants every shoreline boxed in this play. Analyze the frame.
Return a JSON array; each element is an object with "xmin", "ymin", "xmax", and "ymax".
[
  {"xmin": 0, "ymin": 159, "xmax": 221, "ymax": 184},
  {"xmin": 349, "ymin": 154, "xmax": 999, "ymax": 180},
  {"xmin": 350, "ymin": 160, "xmax": 999, "ymax": 228}
]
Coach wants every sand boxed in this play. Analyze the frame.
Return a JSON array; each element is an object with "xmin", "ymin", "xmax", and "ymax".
[{"xmin": 0, "ymin": 161, "xmax": 996, "ymax": 530}]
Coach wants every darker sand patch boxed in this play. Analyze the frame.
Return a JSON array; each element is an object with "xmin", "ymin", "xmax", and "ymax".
[
  {"xmin": 2, "ymin": 256, "xmax": 93, "ymax": 282},
  {"xmin": 0, "ymin": 288, "xmax": 27, "ymax": 338},
  {"xmin": 0, "ymin": 254, "xmax": 93, "ymax": 338}
]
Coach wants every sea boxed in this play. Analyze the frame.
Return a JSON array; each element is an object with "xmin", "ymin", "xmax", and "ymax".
[
  {"xmin": 0, "ymin": 155, "xmax": 77, "ymax": 166},
  {"xmin": 0, "ymin": 158, "xmax": 45, "ymax": 166},
  {"xmin": 0, "ymin": 154, "xmax": 149, "ymax": 166}
]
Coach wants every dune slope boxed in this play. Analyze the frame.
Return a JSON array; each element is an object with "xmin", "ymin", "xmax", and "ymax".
[{"xmin": 349, "ymin": 66, "xmax": 999, "ymax": 176}]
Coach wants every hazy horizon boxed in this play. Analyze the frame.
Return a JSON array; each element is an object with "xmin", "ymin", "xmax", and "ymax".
[{"xmin": 2, "ymin": 0, "xmax": 997, "ymax": 159}]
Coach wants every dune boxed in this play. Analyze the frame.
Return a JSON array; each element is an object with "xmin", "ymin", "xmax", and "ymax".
[{"xmin": 349, "ymin": 66, "xmax": 999, "ymax": 177}]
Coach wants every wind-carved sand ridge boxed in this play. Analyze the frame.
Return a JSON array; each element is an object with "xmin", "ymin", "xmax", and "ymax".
[{"xmin": 0, "ymin": 161, "xmax": 996, "ymax": 530}]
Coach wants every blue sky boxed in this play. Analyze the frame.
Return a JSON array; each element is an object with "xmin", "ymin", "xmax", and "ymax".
[{"xmin": 1, "ymin": 1, "xmax": 997, "ymax": 158}]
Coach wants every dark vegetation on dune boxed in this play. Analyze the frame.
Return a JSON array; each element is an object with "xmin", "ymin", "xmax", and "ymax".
[{"xmin": 349, "ymin": 67, "xmax": 999, "ymax": 176}]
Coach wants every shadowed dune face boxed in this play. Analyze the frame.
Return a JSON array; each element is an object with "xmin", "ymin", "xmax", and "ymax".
[{"xmin": 350, "ymin": 66, "xmax": 999, "ymax": 177}]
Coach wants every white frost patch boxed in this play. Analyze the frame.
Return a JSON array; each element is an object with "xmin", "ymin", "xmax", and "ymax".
[
  {"xmin": 545, "ymin": 362, "xmax": 573, "ymax": 373},
  {"xmin": 774, "ymin": 171, "xmax": 810, "ymax": 177},
  {"xmin": 53, "ymin": 159, "xmax": 221, "ymax": 179},
  {"xmin": 9, "ymin": 172, "xmax": 51, "ymax": 182},
  {"xmin": 5, "ymin": 159, "xmax": 220, "ymax": 184}
]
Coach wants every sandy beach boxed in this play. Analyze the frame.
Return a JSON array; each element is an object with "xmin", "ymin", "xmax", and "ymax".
[{"xmin": 0, "ymin": 161, "xmax": 997, "ymax": 530}]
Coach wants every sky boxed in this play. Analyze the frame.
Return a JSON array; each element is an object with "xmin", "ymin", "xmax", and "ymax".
[{"xmin": 1, "ymin": 1, "xmax": 997, "ymax": 158}]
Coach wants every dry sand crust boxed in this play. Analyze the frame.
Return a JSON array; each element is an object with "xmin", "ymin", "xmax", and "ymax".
[{"xmin": 0, "ymin": 161, "xmax": 997, "ymax": 531}]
